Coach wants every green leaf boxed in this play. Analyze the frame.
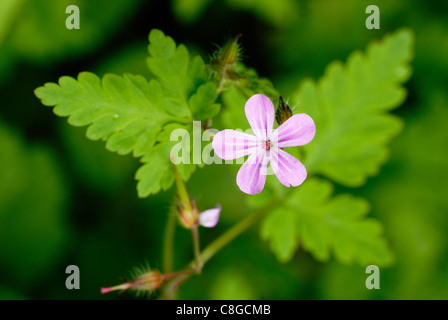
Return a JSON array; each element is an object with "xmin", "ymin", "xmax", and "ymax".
[
  {"xmin": 135, "ymin": 142, "xmax": 177, "ymax": 197},
  {"xmin": 36, "ymin": 72, "xmax": 170, "ymax": 157},
  {"xmin": 221, "ymin": 65, "xmax": 279, "ymax": 130},
  {"xmin": 147, "ymin": 29, "xmax": 207, "ymax": 118},
  {"xmin": 189, "ymin": 82, "xmax": 220, "ymax": 120},
  {"xmin": 35, "ymin": 29, "xmax": 219, "ymax": 198},
  {"xmin": 221, "ymin": 86, "xmax": 251, "ymax": 130},
  {"xmin": 293, "ymin": 29, "xmax": 414, "ymax": 186},
  {"xmin": 261, "ymin": 178, "xmax": 393, "ymax": 266},
  {"xmin": 259, "ymin": 207, "xmax": 297, "ymax": 263}
]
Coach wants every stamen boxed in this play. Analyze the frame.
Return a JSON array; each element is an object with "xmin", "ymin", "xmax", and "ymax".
[{"xmin": 265, "ymin": 140, "xmax": 271, "ymax": 150}]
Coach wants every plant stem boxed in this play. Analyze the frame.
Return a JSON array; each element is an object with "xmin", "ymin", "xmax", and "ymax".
[
  {"xmin": 216, "ymin": 67, "xmax": 227, "ymax": 94},
  {"xmin": 191, "ymin": 225, "xmax": 203, "ymax": 271},
  {"xmin": 162, "ymin": 269, "xmax": 196, "ymax": 281},
  {"xmin": 163, "ymin": 209, "xmax": 176, "ymax": 274},
  {"xmin": 163, "ymin": 196, "xmax": 281, "ymax": 299},
  {"xmin": 198, "ymin": 196, "xmax": 281, "ymax": 265},
  {"xmin": 162, "ymin": 273, "xmax": 191, "ymax": 300}
]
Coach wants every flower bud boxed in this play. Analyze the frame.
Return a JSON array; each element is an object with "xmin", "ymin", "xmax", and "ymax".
[
  {"xmin": 210, "ymin": 34, "xmax": 242, "ymax": 71},
  {"xmin": 101, "ymin": 270, "xmax": 163, "ymax": 295},
  {"xmin": 275, "ymin": 96, "xmax": 293, "ymax": 125},
  {"xmin": 178, "ymin": 199, "xmax": 199, "ymax": 229}
]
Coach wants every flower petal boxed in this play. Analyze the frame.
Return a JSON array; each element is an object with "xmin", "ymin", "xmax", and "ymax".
[
  {"xmin": 212, "ymin": 129, "xmax": 257, "ymax": 160},
  {"xmin": 245, "ymin": 94, "xmax": 275, "ymax": 141},
  {"xmin": 270, "ymin": 148, "xmax": 307, "ymax": 187},
  {"xmin": 198, "ymin": 206, "xmax": 221, "ymax": 228},
  {"xmin": 236, "ymin": 150, "xmax": 268, "ymax": 195},
  {"xmin": 271, "ymin": 114, "xmax": 316, "ymax": 148}
]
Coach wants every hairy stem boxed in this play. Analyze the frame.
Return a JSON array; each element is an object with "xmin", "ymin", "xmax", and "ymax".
[{"xmin": 216, "ymin": 67, "xmax": 228, "ymax": 94}]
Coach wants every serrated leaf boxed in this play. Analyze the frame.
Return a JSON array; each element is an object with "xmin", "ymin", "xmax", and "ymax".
[
  {"xmin": 261, "ymin": 178, "xmax": 393, "ymax": 266},
  {"xmin": 293, "ymin": 29, "xmax": 414, "ymax": 186},
  {"xmin": 35, "ymin": 29, "xmax": 219, "ymax": 198},
  {"xmin": 147, "ymin": 29, "xmax": 207, "ymax": 118},
  {"xmin": 35, "ymin": 72, "xmax": 170, "ymax": 158},
  {"xmin": 260, "ymin": 208, "xmax": 297, "ymax": 263},
  {"xmin": 189, "ymin": 82, "xmax": 220, "ymax": 120},
  {"xmin": 135, "ymin": 142, "xmax": 176, "ymax": 197},
  {"xmin": 136, "ymin": 141, "xmax": 196, "ymax": 197}
]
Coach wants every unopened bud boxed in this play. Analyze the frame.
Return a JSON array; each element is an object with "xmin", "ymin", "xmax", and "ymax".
[
  {"xmin": 101, "ymin": 270, "xmax": 163, "ymax": 295},
  {"xmin": 275, "ymin": 96, "xmax": 293, "ymax": 125},
  {"xmin": 210, "ymin": 34, "xmax": 242, "ymax": 70},
  {"xmin": 178, "ymin": 199, "xmax": 199, "ymax": 229}
]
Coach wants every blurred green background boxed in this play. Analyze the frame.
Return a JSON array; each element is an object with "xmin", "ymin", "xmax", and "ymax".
[{"xmin": 0, "ymin": 0, "xmax": 447, "ymax": 299}]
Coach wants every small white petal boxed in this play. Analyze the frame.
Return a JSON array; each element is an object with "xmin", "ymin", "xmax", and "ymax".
[{"xmin": 198, "ymin": 206, "xmax": 221, "ymax": 228}]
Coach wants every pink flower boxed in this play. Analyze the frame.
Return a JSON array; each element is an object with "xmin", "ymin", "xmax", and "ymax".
[
  {"xmin": 198, "ymin": 205, "xmax": 221, "ymax": 228},
  {"xmin": 178, "ymin": 201, "xmax": 221, "ymax": 229},
  {"xmin": 212, "ymin": 94, "xmax": 316, "ymax": 195}
]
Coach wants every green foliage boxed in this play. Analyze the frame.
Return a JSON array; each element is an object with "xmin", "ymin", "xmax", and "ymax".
[
  {"xmin": 293, "ymin": 29, "xmax": 413, "ymax": 186},
  {"xmin": 261, "ymin": 178, "xmax": 393, "ymax": 266},
  {"xmin": 60, "ymin": 123, "xmax": 137, "ymax": 194},
  {"xmin": 260, "ymin": 29, "xmax": 413, "ymax": 266},
  {"xmin": 35, "ymin": 29, "xmax": 220, "ymax": 198},
  {"xmin": 225, "ymin": 0, "xmax": 299, "ymax": 28},
  {"xmin": 0, "ymin": 286, "xmax": 27, "ymax": 300},
  {"xmin": 171, "ymin": 0, "xmax": 299, "ymax": 28},
  {"xmin": 1, "ymin": 0, "xmax": 445, "ymax": 300},
  {"xmin": 0, "ymin": 0, "xmax": 24, "ymax": 45},
  {"xmin": 0, "ymin": 0, "xmax": 144, "ymax": 82},
  {"xmin": 210, "ymin": 270, "xmax": 257, "ymax": 300},
  {"xmin": 171, "ymin": 0, "xmax": 212, "ymax": 24},
  {"xmin": 8, "ymin": 0, "xmax": 142, "ymax": 63},
  {"xmin": 0, "ymin": 122, "xmax": 69, "ymax": 287},
  {"xmin": 221, "ymin": 68, "xmax": 279, "ymax": 130}
]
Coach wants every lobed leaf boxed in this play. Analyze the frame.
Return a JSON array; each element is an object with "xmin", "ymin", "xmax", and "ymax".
[
  {"xmin": 261, "ymin": 178, "xmax": 394, "ymax": 266},
  {"xmin": 35, "ymin": 29, "xmax": 219, "ymax": 198},
  {"xmin": 147, "ymin": 29, "xmax": 208, "ymax": 118},
  {"xmin": 36, "ymin": 72, "xmax": 170, "ymax": 158},
  {"xmin": 292, "ymin": 29, "xmax": 414, "ymax": 186}
]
